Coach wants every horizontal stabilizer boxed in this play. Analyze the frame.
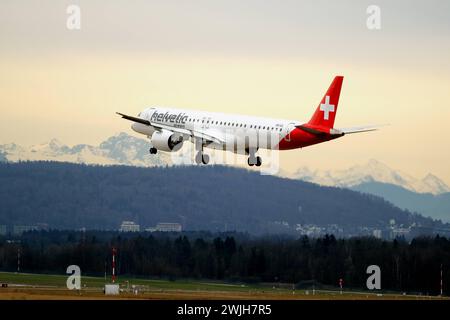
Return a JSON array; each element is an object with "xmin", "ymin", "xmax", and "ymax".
[{"xmin": 338, "ymin": 124, "xmax": 385, "ymax": 134}]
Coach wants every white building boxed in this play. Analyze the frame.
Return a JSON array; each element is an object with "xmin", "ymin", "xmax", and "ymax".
[
  {"xmin": 372, "ymin": 229, "xmax": 382, "ymax": 239},
  {"xmin": 146, "ymin": 223, "xmax": 182, "ymax": 232},
  {"xmin": 156, "ymin": 223, "xmax": 182, "ymax": 232},
  {"xmin": 119, "ymin": 221, "xmax": 140, "ymax": 232},
  {"xmin": 392, "ymin": 227, "xmax": 410, "ymax": 238}
]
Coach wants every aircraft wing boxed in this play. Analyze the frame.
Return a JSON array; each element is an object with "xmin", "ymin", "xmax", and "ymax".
[
  {"xmin": 116, "ymin": 112, "xmax": 226, "ymax": 145},
  {"xmin": 155, "ymin": 122, "xmax": 226, "ymax": 145}
]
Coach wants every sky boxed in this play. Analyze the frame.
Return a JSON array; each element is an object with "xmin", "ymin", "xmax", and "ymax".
[{"xmin": 1, "ymin": 0, "xmax": 450, "ymax": 182}]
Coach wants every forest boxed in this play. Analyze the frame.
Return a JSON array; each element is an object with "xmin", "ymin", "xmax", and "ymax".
[{"xmin": 0, "ymin": 230, "xmax": 449, "ymax": 295}]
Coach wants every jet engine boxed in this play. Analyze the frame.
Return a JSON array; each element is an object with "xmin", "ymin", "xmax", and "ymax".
[{"xmin": 151, "ymin": 129, "xmax": 183, "ymax": 152}]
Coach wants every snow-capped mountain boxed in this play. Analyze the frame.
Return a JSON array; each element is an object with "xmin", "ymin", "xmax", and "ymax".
[
  {"xmin": 291, "ymin": 159, "xmax": 450, "ymax": 195},
  {"xmin": 2, "ymin": 135, "xmax": 449, "ymax": 196},
  {"xmin": 0, "ymin": 133, "xmax": 171, "ymax": 167}
]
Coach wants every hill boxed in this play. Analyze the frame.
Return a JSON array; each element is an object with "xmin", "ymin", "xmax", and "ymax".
[
  {"xmin": 351, "ymin": 182, "xmax": 450, "ymax": 223},
  {"xmin": 0, "ymin": 162, "xmax": 446, "ymax": 237}
]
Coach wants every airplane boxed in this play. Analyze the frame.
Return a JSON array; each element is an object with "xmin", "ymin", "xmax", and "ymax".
[{"xmin": 117, "ymin": 76, "xmax": 378, "ymax": 166}]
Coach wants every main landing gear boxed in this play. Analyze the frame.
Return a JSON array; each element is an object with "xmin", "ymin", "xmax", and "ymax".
[
  {"xmin": 149, "ymin": 147, "xmax": 157, "ymax": 154},
  {"xmin": 247, "ymin": 156, "xmax": 262, "ymax": 167},
  {"xmin": 247, "ymin": 148, "xmax": 262, "ymax": 167}
]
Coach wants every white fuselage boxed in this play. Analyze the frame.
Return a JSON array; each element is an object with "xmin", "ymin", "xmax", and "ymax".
[
  {"xmin": 131, "ymin": 107, "xmax": 302, "ymax": 152},
  {"xmin": 118, "ymin": 76, "xmax": 376, "ymax": 166}
]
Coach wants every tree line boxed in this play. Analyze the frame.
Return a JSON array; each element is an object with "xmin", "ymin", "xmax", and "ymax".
[{"xmin": 0, "ymin": 231, "xmax": 449, "ymax": 295}]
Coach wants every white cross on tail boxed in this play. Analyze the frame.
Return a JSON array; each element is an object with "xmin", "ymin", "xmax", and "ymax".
[{"xmin": 320, "ymin": 96, "xmax": 335, "ymax": 120}]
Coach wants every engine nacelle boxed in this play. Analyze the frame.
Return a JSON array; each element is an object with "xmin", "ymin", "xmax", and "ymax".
[{"xmin": 151, "ymin": 129, "xmax": 183, "ymax": 152}]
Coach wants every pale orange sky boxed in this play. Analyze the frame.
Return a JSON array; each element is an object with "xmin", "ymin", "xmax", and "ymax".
[{"xmin": 1, "ymin": 1, "xmax": 450, "ymax": 182}]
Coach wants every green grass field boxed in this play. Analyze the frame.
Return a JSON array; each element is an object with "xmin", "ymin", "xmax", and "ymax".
[
  {"xmin": 0, "ymin": 271, "xmax": 447, "ymax": 300},
  {"xmin": 0, "ymin": 271, "xmax": 267, "ymax": 291}
]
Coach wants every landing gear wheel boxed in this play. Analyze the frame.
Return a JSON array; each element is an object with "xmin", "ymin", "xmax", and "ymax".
[
  {"xmin": 248, "ymin": 156, "xmax": 262, "ymax": 167},
  {"xmin": 149, "ymin": 147, "xmax": 157, "ymax": 154},
  {"xmin": 247, "ymin": 147, "xmax": 260, "ymax": 167},
  {"xmin": 195, "ymin": 152, "xmax": 203, "ymax": 164},
  {"xmin": 195, "ymin": 152, "xmax": 209, "ymax": 165},
  {"xmin": 202, "ymin": 154, "xmax": 209, "ymax": 165}
]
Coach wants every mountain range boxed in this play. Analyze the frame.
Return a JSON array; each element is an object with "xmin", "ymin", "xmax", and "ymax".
[
  {"xmin": 350, "ymin": 182, "xmax": 450, "ymax": 223},
  {"xmin": 1, "ymin": 133, "xmax": 449, "ymax": 222},
  {"xmin": 0, "ymin": 133, "xmax": 169, "ymax": 167},
  {"xmin": 291, "ymin": 159, "xmax": 450, "ymax": 195},
  {"xmin": 1, "ymin": 133, "xmax": 448, "ymax": 193},
  {"xmin": 291, "ymin": 160, "xmax": 450, "ymax": 222}
]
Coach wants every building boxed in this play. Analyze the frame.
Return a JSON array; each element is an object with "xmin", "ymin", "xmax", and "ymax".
[
  {"xmin": 156, "ymin": 223, "xmax": 182, "ymax": 232},
  {"xmin": 0, "ymin": 225, "xmax": 7, "ymax": 236},
  {"xmin": 13, "ymin": 225, "xmax": 38, "ymax": 235},
  {"xmin": 119, "ymin": 221, "xmax": 140, "ymax": 232},
  {"xmin": 391, "ymin": 227, "xmax": 410, "ymax": 239},
  {"xmin": 146, "ymin": 223, "xmax": 182, "ymax": 232},
  {"xmin": 372, "ymin": 229, "xmax": 382, "ymax": 239}
]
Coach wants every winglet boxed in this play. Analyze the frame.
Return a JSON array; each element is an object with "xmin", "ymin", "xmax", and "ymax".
[{"xmin": 116, "ymin": 112, "xmax": 150, "ymax": 125}]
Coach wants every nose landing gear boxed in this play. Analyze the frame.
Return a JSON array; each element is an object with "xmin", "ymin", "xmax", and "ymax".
[{"xmin": 195, "ymin": 140, "xmax": 210, "ymax": 165}]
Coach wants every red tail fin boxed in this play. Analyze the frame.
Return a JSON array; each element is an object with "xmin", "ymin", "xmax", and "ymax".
[{"xmin": 308, "ymin": 76, "xmax": 344, "ymax": 129}]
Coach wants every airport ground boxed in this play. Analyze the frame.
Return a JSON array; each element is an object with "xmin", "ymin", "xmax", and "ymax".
[{"xmin": 0, "ymin": 271, "xmax": 447, "ymax": 300}]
